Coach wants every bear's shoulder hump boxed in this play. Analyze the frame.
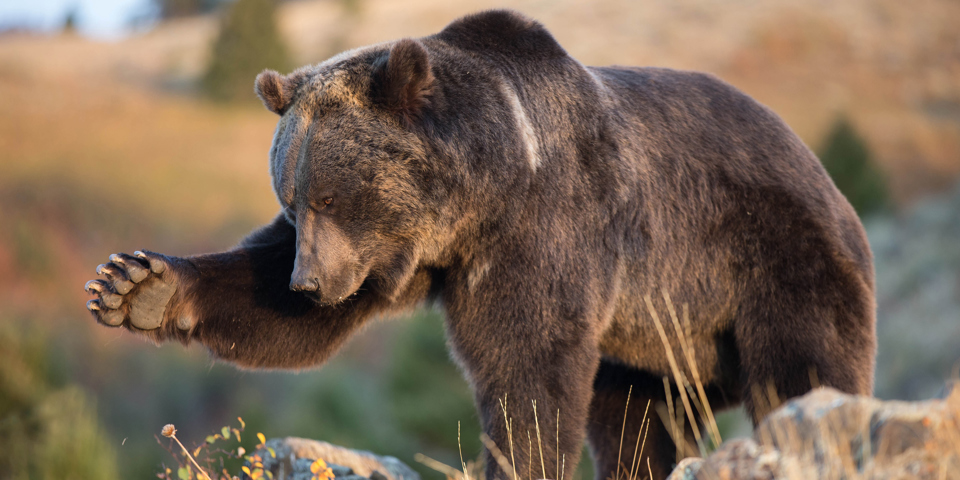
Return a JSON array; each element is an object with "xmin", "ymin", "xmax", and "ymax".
[{"xmin": 434, "ymin": 9, "xmax": 567, "ymax": 61}]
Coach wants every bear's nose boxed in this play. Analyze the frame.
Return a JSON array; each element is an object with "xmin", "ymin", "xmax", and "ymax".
[{"xmin": 289, "ymin": 277, "xmax": 320, "ymax": 293}]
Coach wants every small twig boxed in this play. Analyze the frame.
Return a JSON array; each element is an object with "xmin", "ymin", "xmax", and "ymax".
[
  {"xmin": 414, "ymin": 453, "xmax": 464, "ymax": 480},
  {"xmin": 480, "ymin": 433, "xmax": 519, "ymax": 480},
  {"xmin": 556, "ymin": 408, "xmax": 560, "ymax": 480},
  {"xmin": 459, "ymin": 422, "xmax": 470, "ymax": 480},
  {"xmin": 527, "ymin": 431, "xmax": 533, "ymax": 480},
  {"xmin": 628, "ymin": 401, "xmax": 651, "ymax": 480},
  {"xmin": 161, "ymin": 425, "xmax": 210, "ymax": 480}
]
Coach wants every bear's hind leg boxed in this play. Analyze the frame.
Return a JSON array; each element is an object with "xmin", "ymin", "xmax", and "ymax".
[
  {"xmin": 735, "ymin": 280, "xmax": 876, "ymax": 423},
  {"xmin": 587, "ymin": 361, "xmax": 699, "ymax": 480}
]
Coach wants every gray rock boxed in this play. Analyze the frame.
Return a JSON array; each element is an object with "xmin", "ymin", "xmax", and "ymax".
[
  {"xmin": 667, "ymin": 385, "xmax": 960, "ymax": 480},
  {"xmin": 242, "ymin": 437, "xmax": 419, "ymax": 480}
]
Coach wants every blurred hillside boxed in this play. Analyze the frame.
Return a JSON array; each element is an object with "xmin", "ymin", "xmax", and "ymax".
[
  {"xmin": 4, "ymin": 0, "xmax": 960, "ymax": 204},
  {"xmin": 0, "ymin": 0, "xmax": 958, "ymax": 478}
]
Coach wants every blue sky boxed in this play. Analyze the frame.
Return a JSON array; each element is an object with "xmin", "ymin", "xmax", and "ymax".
[{"xmin": 0, "ymin": 0, "xmax": 157, "ymax": 39}]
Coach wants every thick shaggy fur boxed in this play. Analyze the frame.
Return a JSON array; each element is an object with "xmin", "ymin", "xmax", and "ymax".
[{"xmin": 85, "ymin": 10, "xmax": 876, "ymax": 480}]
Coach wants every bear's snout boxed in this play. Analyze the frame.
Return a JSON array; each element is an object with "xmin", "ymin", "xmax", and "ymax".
[
  {"xmin": 289, "ymin": 275, "xmax": 320, "ymax": 293},
  {"xmin": 289, "ymin": 263, "xmax": 357, "ymax": 305},
  {"xmin": 290, "ymin": 210, "xmax": 362, "ymax": 304},
  {"xmin": 289, "ymin": 274, "xmax": 324, "ymax": 303}
]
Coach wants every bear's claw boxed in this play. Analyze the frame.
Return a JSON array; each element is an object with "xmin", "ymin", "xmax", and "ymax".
[
  {"xmin": 112, "ymin": 253, "xmax": 150, "ymax": 283},
  {"xmin": 85, "ymin": 279, "xmax": 123, "ymax": 308},
  {"xmin": 134, "ymin": 251, "xmax": 166, "ymax": 274},
  {"xmin": 97, "ymin": 263, "xmax": 135, "ymax": 294},
  {"xmin": 84, "ymin": 279, "xmax": 105, "ymax": 294}
]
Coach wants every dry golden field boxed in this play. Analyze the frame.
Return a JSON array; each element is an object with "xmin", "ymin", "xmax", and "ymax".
[{"xmin": 4, "ymin": 0, "xmax": 960, "ymax": 321}]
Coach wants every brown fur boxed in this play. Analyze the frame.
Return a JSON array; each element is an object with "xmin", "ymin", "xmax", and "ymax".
[{"xmin": 85, "ymin": 10, "xmax": 876, "ymax": 479}]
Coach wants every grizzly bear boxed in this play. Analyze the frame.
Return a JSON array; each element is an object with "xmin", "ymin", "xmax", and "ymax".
[{"xmin": 84, "ymin": 10, "xmax": 876, "ymax": 480}]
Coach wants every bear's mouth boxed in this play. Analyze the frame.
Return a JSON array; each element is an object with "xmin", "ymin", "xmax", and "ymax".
[
  {"xmin": 295, "ymin": 277, "xmax": 367, "ymax": 306},
  {"xmin": 298, "ymin": 289, "xmax": 324, "ymax": 304}
]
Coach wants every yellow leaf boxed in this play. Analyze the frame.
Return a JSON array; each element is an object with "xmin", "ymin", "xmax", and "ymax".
[
  {"xmin": 242, "ymin": 466, "xmax": 251, "ymax": 475},
  {"xmin": 257, "ymin": 433, "xmax": 266, "ymax": 446},
  {"xmin": 310, "ymin": 459, "xmax": 328, "ymax": 474},
  {"xmin": 233, "ymin": 429, "xmax": 242, "ymax": 442},
  {"xmin": 193, "ymin": 446, "xmax": 202, "ymax": 458},
  {"xmin": 238, "ymin": 417, "xmax": 245, "ymax": 429}
]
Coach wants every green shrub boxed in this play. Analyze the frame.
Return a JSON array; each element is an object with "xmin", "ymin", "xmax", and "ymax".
[
  {"xmin": 0, "ymin": 323, "xmax": 119, "ymax": 480},
  {"xmin": 202, "ymin": 0, "xmax": 292, "ymax": 103},
  {"xmin": 818, "ymin": 116, "xmax": 889, "ymax": 217},
  {"xmin": 155, "ymin": 0, "xmax": 222, "ymax": 19},
  {"xmin": 387, "ymin": 310, "xmax": 482, "ymax": 460}
]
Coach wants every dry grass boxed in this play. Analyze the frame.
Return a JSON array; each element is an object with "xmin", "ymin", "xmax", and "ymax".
[
  {"xmin": 413, "ymin": 298, "xmax": 690, "ymax": 480},
  {"xmin": 644, "ymin": 290, "xmax": 960, "ymax": 480}
]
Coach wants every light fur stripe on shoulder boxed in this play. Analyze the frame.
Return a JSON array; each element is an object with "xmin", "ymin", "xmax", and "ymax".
[{"xmin": 500, "ymin": 81, "xmax": 541, "ymax": 171}]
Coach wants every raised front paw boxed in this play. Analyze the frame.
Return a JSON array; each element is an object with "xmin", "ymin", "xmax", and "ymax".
[{"xmin": 85, "ymin": 251, "xmax": 182, "ymax": 330}]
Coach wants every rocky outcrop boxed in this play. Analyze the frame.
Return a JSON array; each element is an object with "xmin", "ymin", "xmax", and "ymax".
[
  {"xmin": 240, "ymin": 384, "xmax": 959, "ymax": 480},
  {"xmin": 667, "ymin": 383, "xmax": 960, "ymax": 480},
  {"xmin": 244, "ymin": 438, "xmax": 420, "ymax": 480}
]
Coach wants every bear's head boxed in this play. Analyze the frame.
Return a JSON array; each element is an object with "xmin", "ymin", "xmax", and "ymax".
[{"xmin": 255, "ymin": 39, "xmax": 446, "ymax": 305}]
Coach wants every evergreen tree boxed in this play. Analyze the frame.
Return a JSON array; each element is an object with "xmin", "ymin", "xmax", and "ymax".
[
  {"xmin": 62, "ymin": 10, "xmax": 77, "ymax": 34},
  {"xmin": 153, "ymin": 0, "xmax": 225, "ymax": 19},
  {"xmin": 818, "ymin": 115, "xmax": 889, "ymax": 217},
  {"xmin": 202, "ymin": 0, "xmax": 292, "ymax": 103},
  {"xmin": 156, "ymin": 0, "xmax": 221, "ymax": 18}
]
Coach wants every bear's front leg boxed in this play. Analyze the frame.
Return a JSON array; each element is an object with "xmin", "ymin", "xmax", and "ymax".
[
  {"xmin": 455, "ymin": 323, "xmax": 601, "ymax": 480},
  {"xmin": 444, "ymin": 264, "xmax": 604, "ymax": 480},
  {"xmin": 83, "ymin": 214, "xmax": 433, "ymax": 369}
]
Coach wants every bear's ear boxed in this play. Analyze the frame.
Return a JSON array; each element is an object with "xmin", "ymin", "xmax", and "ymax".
[
  {"xmin": 371, "ymin": 39, "xmax": 435, "ymax": 125},
  {"xmin": 255, "ymin": 70, "xmax": 295, "ymax": 115}
]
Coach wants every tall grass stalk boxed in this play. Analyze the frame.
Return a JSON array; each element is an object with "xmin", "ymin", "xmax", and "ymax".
[
  {"xmin": 413, "ymin": 453, "xmax": 464, "ymax": 479},
  {"xmin": 644, "ymin": 295, "xmax": 705, "ymax": 457},
  {"xmin": 662, "ymin": 292, "xmax": 721, "ymax": 447},
  {"xmin": 532, "ymin": 400, "xmax": 547, "ymax": 480},
  {"xmin": 498, "ymin": 396, "xmax": 518, "ymax": 480},
  {"xmin": 459, "ymin": 422, "xmax": 470, "ymax": 480},
  {"xmin": 615, "ymin": 385, "xmax": 633, "ymax": 480}
]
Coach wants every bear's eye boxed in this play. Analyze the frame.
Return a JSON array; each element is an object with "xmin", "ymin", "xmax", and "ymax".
[{"xmin": 322, "ymin": 197, "xmax": 333, "ymax": 208}]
